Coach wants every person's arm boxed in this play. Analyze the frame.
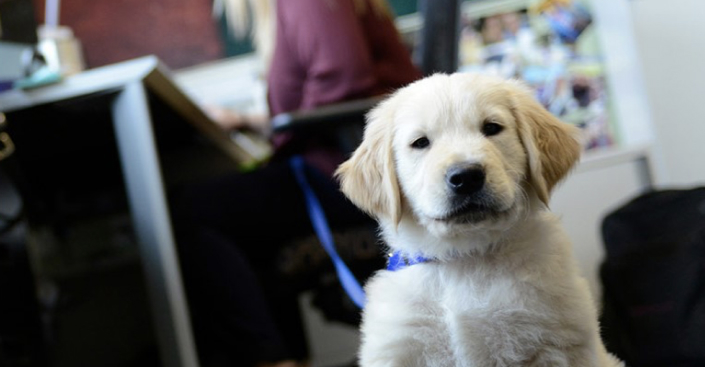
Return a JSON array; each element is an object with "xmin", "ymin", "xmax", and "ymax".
[{"xmin": 273, "ymin": 0, "xmax": 379, "ymax": 111}]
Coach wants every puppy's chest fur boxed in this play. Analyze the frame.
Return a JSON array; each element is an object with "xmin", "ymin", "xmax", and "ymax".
[{"xmin": 361, "ymin": 221, "xmax": 596, "ymax": 366}]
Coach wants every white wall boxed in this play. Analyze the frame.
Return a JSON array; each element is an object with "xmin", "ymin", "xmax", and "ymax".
[
  {"xmin": 590, "ymin": 0, "xmax": 656, "ymax": 148},
  {"xmin": 630, "ymin": 0, "xmax": 705, "ymax": 186},
  {"xmin": 552, "ymin": 147, "xmax": 652, "ymax": 301}
]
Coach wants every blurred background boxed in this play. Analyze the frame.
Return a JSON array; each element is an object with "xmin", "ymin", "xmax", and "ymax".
[{"xmin": 0, "ymin": 0, "xmax": 703, "ymax": 366}]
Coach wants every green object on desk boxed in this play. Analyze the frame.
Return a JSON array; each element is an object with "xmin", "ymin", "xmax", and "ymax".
[{"xmin": 13, "ymin": 67, "xmax": 62, "ymax": 90}]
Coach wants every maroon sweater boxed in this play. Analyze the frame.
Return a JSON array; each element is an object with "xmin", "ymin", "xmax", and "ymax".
[{"xmin": 267, "ymin": 0, "xmax": 422, "ymax": 174}]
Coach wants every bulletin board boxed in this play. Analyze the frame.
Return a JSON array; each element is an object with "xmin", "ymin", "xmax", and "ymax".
[{"xmin": 459, "ymin": 0, "xmax": 615, "ymax": 150}]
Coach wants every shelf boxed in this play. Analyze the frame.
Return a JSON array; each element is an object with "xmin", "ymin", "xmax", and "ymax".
[{"xmin": 578, "ymin": 143, "xmax": 651, "ymax": 173}]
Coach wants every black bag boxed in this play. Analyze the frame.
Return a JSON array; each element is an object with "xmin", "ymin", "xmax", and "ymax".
[{"xmin": 600, "ymin": 187, "xmax": 705, "ymax": 367}]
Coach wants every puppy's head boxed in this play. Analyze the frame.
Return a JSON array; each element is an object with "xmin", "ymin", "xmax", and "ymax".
[{"xmin": 336, "ymin": 73, "xmax": 581, "ymax": 251}]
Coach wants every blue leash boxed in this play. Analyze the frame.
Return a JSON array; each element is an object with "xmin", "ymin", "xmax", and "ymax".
[{"xmin": 289, "ymin": 156, "xmax": 367, "ymax": 308}]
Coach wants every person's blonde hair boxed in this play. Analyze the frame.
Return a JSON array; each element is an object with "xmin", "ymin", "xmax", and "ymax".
[{"xmin": 214, "ymin": 0, "xmax": 392, "ymax": 71}]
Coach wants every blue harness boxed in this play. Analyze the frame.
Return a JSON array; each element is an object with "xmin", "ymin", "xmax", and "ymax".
[{"xmin": 386, "ymin": 251, "xmax": 431, "ymax": 271}]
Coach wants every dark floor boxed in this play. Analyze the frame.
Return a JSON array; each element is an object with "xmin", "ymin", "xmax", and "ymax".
[{"xmin": 45, "ymin": 262, "xmax": 160, "ymax": 367}]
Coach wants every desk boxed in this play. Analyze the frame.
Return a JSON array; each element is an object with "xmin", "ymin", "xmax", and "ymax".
[{"xmin": 0, "ymin": 56, "xmax": 249, "ymax": 367}]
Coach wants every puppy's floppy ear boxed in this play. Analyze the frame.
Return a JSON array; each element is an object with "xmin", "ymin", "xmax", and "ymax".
[
  {"xmin": 335, "ymin": 97, "xmax": 402, "ymax": 224},
  {"xmin": 511, "ymin": 82, "xmax": 582, "ymax": 206}
]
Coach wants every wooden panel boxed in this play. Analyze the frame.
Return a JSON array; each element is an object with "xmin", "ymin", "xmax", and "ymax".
[{"xmin": 32, "ymin": 0, "xmax": 224, "ymax": 69}]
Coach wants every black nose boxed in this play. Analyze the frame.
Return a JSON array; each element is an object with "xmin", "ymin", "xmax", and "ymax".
[{"xmin": 446, "ymin": 164, "xmax": 485, "ymax": 195}]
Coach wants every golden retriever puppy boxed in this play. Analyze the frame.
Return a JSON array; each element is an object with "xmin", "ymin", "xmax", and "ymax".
[{"xmin": 335, "ymin": 73, "xmax": 623, "ymax": 367}]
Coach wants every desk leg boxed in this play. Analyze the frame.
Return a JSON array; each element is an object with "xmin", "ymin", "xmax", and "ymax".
[{"xmin": 111, "ymin": 81, "xmax": 199, "ymax": 367}]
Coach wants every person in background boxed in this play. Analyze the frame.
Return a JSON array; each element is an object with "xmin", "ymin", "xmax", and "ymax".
[{"xmin": 171, "ymin": 0, "xmax": 421, "ymax": 366}]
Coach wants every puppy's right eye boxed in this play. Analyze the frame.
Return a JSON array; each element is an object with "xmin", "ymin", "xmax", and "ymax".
[
  {"xmin": 411, "ymin": 137, "xmax": 430, "ymax": 149},
  {"xmin": 481, "ymin": 121, "xmax": 504, "ymax": 137}
]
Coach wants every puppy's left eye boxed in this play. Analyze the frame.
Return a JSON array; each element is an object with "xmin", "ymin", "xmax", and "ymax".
[
  {"xmin": 481, "ymin": 121, "xmax": 504, "ymax": 137},
  {"xmin": 411, "ymin": 136, "xmax": 430, "ymax": 149}
]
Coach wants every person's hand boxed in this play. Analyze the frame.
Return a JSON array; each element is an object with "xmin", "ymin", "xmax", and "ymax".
[
  {"xmin": 204, "ymin": 105, "xmax": 272, "ymax": 136},
  {"xmin": 204, "ymin": 105, "xmax": 247, "ymax": 130}
]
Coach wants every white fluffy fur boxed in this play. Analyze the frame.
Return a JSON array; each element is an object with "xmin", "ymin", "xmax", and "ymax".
[{"xmin": 335, "ymin": 73, "xmax": 624, "ymax": 367}]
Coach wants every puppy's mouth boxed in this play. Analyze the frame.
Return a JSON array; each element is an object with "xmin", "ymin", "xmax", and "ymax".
[{"xmin": 433, "ymin": 197, "xmax": 506, "ymax": 224}]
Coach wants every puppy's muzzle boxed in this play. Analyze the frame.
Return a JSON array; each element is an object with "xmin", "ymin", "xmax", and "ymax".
[
  {"xmin": 446, "ymin": 164, "xmax": 485, "ymax": 196},
  {"xmin": 439, "ymin": 163, "xmax": 496, "ymax": 223}
]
